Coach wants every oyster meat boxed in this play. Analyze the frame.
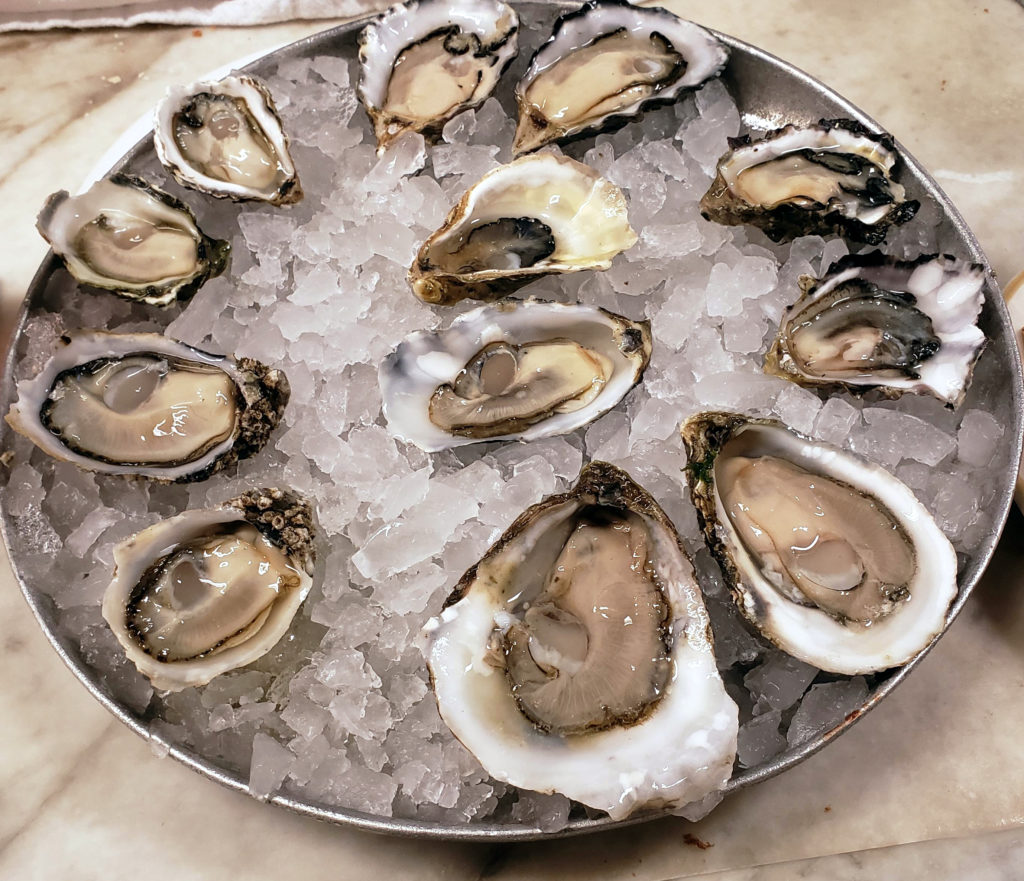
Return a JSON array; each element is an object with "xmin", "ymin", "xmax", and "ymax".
[
  {"xmin": 513, "ymin": 0, "xmax": 728, "ymax": 155},
  {"xmin": 102, "ymin": 488, "xmax": 316, "ymax": 691},
  {"xmin": 5, "ymin": 331, "xmax": 288, "ymax": 481},
  {"xmin": 424, "ymin": 462, "xmax": 738, "ymax": 820},
  {"xmin": 358, "ymin": 0, "xmax": 518, "ymax": 153},
  {"xmin": 380, "ymin": 299, "xmax": 651, "ymax": 450},
  {"xmin": 765, "ymin": 252, "xmax": 987, "ymax": 406},
  {"xmin": 154, "ymin": 74, "xmax": 302, "ymax": 205},
  {"xmin": 36, "ymin": 174, "xmax": 229, "ymax": 305},
  {"xmin": 682, "ymin": 412, "xmax": 958, "ymax": 675},
  {"xmin": 409, "ymin": 153, "xmax": 637, "ymax": 305},
  {"xmin": 700, "ymin": 119, "xmax": 920, "ymax": 244}
]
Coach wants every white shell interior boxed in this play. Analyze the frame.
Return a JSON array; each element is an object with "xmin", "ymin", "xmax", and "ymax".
[
  {"xmin": 424, "ymin": 488, "xmax": 738, "ymax": 820},
  {"xmin": 712, "ymin": 421, "xmax": 959, "ymax": 675},
  {"xmin": 37, "ymin": 178, "xmax": 208, "ymax": 302},
  {"xmin": 777, "ymin": 256, "xmax": 987, "ymax": 404},
  {"xmin": 719, "ymin": 125, "xmax": 906, "ymax": 226},
  {"xmin": 413, "ymin": 152, "xmax": 637, "ymax": 290},
  {"xmin": 101, "ymin": 504, "xmax": 313, "ymax": 692},
  {"xmin": 515, "ymin": 0, "xmax": 728, "ymax": 145},
  {"xmin": 5, "ymin": 331, "xmax": 248, "ymax": 480},
  {"xmin": 153, "ymin": 75, "xmax": 298, "ymax": 202},
  {"xmin": 357, "ymin": 0, "xmax": 518, "ymax": 143},
  {"xmin": 379, "ymin": 300, "xmax": 649, "ymax": 451}
]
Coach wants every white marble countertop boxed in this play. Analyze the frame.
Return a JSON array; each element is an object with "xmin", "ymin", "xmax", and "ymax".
[{"xmin": 2, "ymin": 2, "xmax": 1024, "ymax": 878}]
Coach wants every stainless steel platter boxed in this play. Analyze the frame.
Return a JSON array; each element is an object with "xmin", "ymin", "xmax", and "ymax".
[{"xmin": 2, "ymin": 0, "xmax": 1022, "ymax": 841}]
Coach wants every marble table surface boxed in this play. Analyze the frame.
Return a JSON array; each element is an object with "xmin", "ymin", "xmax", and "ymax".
[{"xmin": 2, "ymin": 1, "xmax": 1023, "ymax": 878}]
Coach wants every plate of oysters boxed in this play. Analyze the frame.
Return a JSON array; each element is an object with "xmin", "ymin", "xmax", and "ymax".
[{"xmin": 2, "ymin": 0, "xmax": 1021, "ymax": 840}]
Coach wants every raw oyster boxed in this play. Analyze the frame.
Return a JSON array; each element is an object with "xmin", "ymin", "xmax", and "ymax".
[
  {"xmin": 36, "ymin": 174, "xmax": 229, "ymax": 305},
  {"xmin": 409, "ymin": 153, "xmax": 637, "ymax": 305},
  {"xmin": 513, "ymin": 0, "xmax": 728, "ymax": 156},
  {"xmin": 102, "ymin": 488, "xmax": 316, "ymax": 692},
  {"xmin": 5, "ymin": 331, "xmax": 288, "ymax": 482},
  {"xmin": 765, "ymin": 252, "xmax": 987, "ymax": 406},
  {"xmin": 424, "ymin": 462, "xmax": 738, "ymax": 820},
  {"xmin": 380, "ymin": 299, "xmax": 651, "ymax": 450},
  {"xmin": 357, "ymin": 0, "xmax": 518, "ymax": 153},
  {"xmin": 681, "ymin": 412, "xmax": 958, "ymax": 675},
  {"xmin": 700, "ymin": 119, "xmax": 920, "ymax": 244},
  {"xmin": 154, "ymin": 74, "xmax": 302, "ymax": 205}
]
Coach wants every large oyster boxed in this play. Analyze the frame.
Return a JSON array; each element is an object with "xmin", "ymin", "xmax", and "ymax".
[
  {"xmin": 681, "ymin": 412, "xmax": 958, "ymax": 675},
  {"xmin": 409, "ymin": 153, "xmax": 637, "ymax": 305},
  {"xmin": 102, "ymin": 488, "xmax": 316, "ymax": 692},
  {"xmin": 5, "ymin": 332, "xmax": 288, "ymax": 482},
  {"xmin": 765, "ymin": 252, "xmax": 987, "ymax": 406},
  {"xmin": 700, "ymin": 119, "xmax": 920, "ymax": 244},
  {"xmin": 357, "ymin": 0, "xmax": 518, "ymax": 154},
  {"xmin": 424, "ymin": 462, "xmax": 738, "ymax": 820},
  {"xmin": 380, "ymin": 299, "xmax": 651, "ymax": 450},
  {"xmin": 36, "ymin": 174, "xmax": 229, "ymax": 305},
  {"xmin": 513, "ymin": 0, "xmax": 728, "ymax": 155},
  {"xmin": 154, "ymin": 74, "xmax": 302, "ymax": 205}
]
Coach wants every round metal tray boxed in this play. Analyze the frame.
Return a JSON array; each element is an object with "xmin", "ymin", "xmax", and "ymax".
[{"xmin": 2, "ymin": 1, "xmax": 1022, "ymax": 841}]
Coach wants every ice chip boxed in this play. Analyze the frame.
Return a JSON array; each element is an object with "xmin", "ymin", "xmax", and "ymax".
[
  {"xmin": 787, "ymin": 678, "xmax": 869, "ymax": 747},
  {"xmin": 248, "ymin": 733, "xmax": 295, "ymax": 801}
]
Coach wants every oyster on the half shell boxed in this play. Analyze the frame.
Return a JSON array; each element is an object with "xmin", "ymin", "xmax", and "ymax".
[
  {"xmin": 36, "ymin": 174, "xmax": 229, "ymax": 305},
  {"xmin": 409, "ymin": 153, "xmax": 637, "ymax": 305},
  {"xmin": 513, "ymin": 0, "xmax": 728, "ymax": 155},
  {"xmin": 102, "ymin": 488, "xmax": 316, "ymax": 692},
  {"xmin": 5, "ymin": 332, "xmax": 288, "ymax": 482},
  {"xmin": 681, "ymin": 412, "xmax": 958, "ymax": 675},
  {"xmin": 380, "ymin": 299, "xmax": 651, "ymax": 450},
  {"xmin": 154, "ymin": 74, "xmax": 302, "ymax": 205},
  {"xmin": 424, "ymin": 462, "xmax": 738, "ymax": 820},
  {"xmin": 765, "ymin": 252, "xmax": 987, "ymax": 407},
  {"xmin": 358, "ymin": 0, "xmax": 519, "ymax": 153},
  {"xmin": 700, "ymin": 119, "xmax": 919, "ymax": 244}
]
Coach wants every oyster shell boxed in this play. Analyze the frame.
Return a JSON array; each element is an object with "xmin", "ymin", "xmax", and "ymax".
[
  {"xmin": 102, "ymin": 488, "xmax": 316, "ymax": 692},
  {"xmin": 380, "ymin": 299, "xmax": 651, "ymax": 450},
  {"xmin": 700, "ymin": 119, "xmax": 920, "ymax": 244},
  {"xmin": 409, "ymin": 153, "xmax": 637, "ymax": 305},
  {"xmin": 424, "ymin": 462, "xmax": 738, "ymax": 820},
  {"xmin": 154, "ymin": 74, "xmax": 302, "ymax": 205},
  {"xmin": 765, "ymin": 252, "xmax": 987, "ymax": 406},
  {"xmin": 357, "ymin": 0, "xmax": 519, "ymax": 154},
  {"xmin": 513, "ymin": 0, "xmax": 728, "ymax": 156},
  {"xmin": 681, "ymin": 412, "xmax": 958, "ymax": 675},
  {"xmin": 5, "ymin": 331, "xmax": 288, "ymax": 482},
  {"xmin": 36, "ymin": 174, "xmax": 229, "ymax": 305}
]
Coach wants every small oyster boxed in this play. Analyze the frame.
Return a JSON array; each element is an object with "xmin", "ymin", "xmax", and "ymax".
[
  {"xmin": 380, "ymin": 299, "xmax": 651, "ymax": 450},
  {"xmin": 154, "ymin": 74, "xmax": 302, "ymax": 205},
  {"xmin": 765, "ymin": 252, "xmax": 987, "ymax": 406},
  {"xmin": 682, "ymin": 412, "xmax": 958, "ymax": 675},
  {"xmin": 700, "ymin": 119, "xmax": 920, "ymax": 244},
  {"xmin": 36, "ymin": 174, "xmax": 229, "ymax": 305},
  {"xmin": 424, "ymin": 462, "xmax": 738, "ymax": 820},
  {"xmin": 102, "ymin": 488, "xmax": 316, "ymax": 692},
  {"xmin": 358, "ymin": 0, "xmax": 519, "ymax": 153},
  {"xmin": 513, "ymin": 0, "xmax": 728, "ymax": 155},
  {"xmin": 409, "ymin": 153, "xmax": 637, "ymax": 305},
  {"xmin": 5, "ymin": 331, "xmax": 288, "ymax": 482}
]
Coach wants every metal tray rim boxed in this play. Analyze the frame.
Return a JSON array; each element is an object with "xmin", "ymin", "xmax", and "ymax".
[{"xmin": 2, "ymin": 5, "xmax": 1021, "ymax": 842}]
